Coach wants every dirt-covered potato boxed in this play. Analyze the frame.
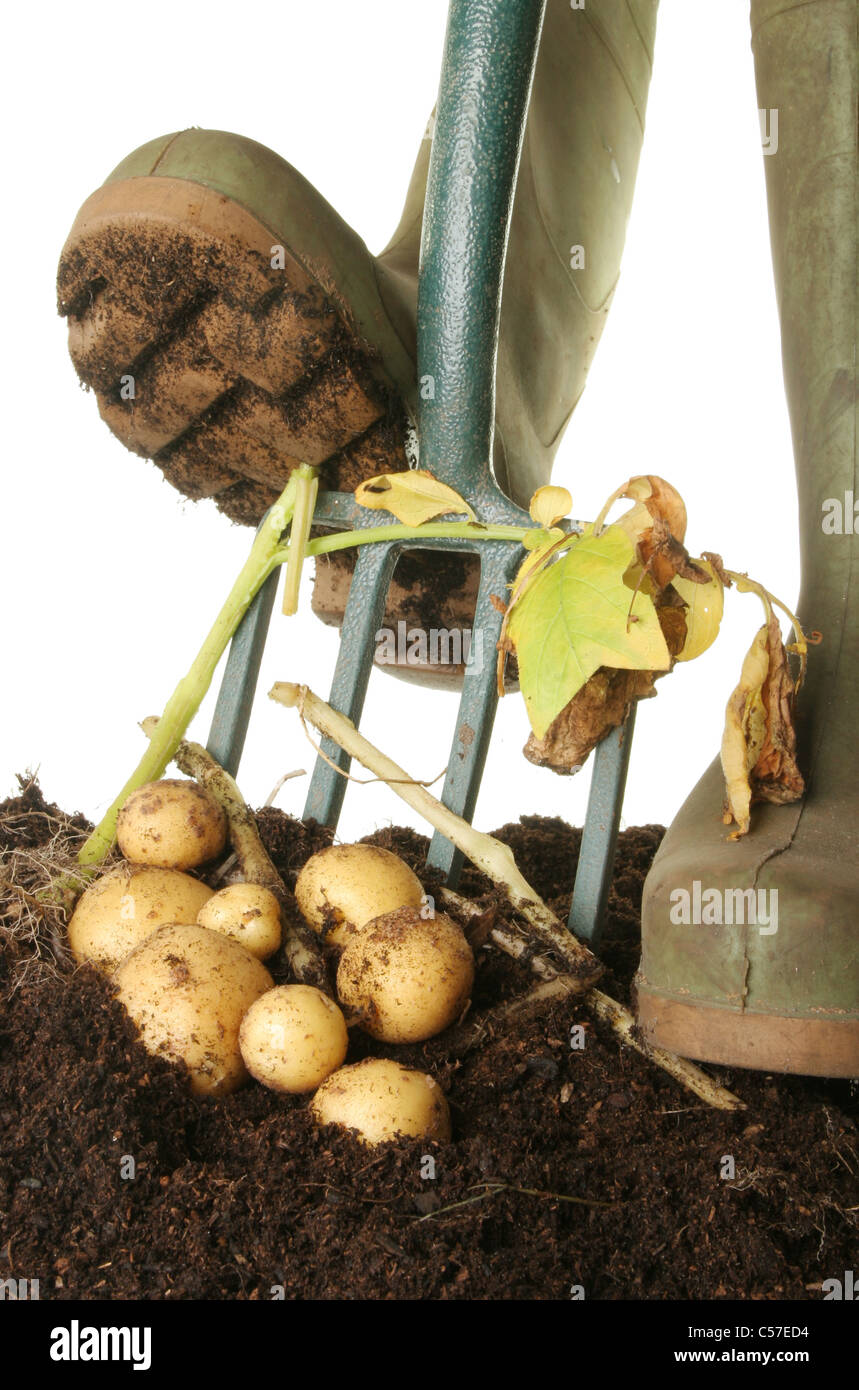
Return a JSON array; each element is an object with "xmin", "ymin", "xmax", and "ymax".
[
  {"xmin": 114, "ymin": 923, "xmax": 272, "ymax": 1096},
  {"xmin": 295, "ymin": 843, "xmax": 424, "ymax": 949},
  {"xmin": 310, "ymin": 1058, "xmax": 451, "ymax": 1146},
  {"xmin": 336, "ymin": 907, "xmax": 474, "ymax": 1043},
  {"xmin": 239, "ymin": 984, "xmax": 348, "ymax": 1093},
  {"xmin": 196, "ymin": 882, "xmax": 281, "ymax": 960},
  {"xmin": 116, "ymin": 779, "xmax": 227, "ymax": 870},
  {"xmin": 68, "ymin": 864, "xmax": 214, "ymax": 972}
]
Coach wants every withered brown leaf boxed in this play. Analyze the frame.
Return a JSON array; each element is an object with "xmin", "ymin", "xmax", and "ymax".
[
  {"xmin": 612, "ymin": 477, "xmax": 702, "ymax": 591},
  {"xmin": 638, "ymin": 518, "xmax": 710, "ymax": 591},
  {"xmin": 721, "ymin": 616, "xmax": 804, "ymax": 837}
]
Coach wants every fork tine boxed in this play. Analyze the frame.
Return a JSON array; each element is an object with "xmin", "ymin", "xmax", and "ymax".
[
  {"xmin": 206, "ymin": 563, "xmax": 280, "ymax": 777},
  {"xmin": 426, "ymin": 541, "xmax": 522, "ymax": 882},
  {"xmin": 568, "ymin": 707, "xmax": 637, "ymax": 947},
  {"xmin": 302, "ymin": 538, "xmax": 402, "ymax": 827}
]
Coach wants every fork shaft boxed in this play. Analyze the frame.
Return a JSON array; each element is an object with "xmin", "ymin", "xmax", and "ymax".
[{"xmin": 418, "ymin": 0, "xmax": 546, "ymax": 518}]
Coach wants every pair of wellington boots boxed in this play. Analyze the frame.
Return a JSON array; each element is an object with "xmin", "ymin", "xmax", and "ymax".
[{"xmin": 58, "ymin": 0, "xmax": 858, "ymax": 1076}]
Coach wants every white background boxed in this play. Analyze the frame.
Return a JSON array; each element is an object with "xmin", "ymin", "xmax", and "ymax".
[{"xmin": 1, "ymin": 0, "xmax": 796, "ymax": 848}]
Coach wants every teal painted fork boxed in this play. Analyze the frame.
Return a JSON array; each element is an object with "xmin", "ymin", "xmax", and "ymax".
[{"xmin": 206, "ymin": 0, "xmax": 635, "ymax": 948}]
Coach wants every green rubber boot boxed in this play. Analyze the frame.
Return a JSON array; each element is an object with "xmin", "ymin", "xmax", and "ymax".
[
  {"xmin": 637, "ymin": 0, "xmax": 859, "ymax": 1077},
  {"xmin": 57, "ymin": 0, "xmax": 659, "ymax": 679}
]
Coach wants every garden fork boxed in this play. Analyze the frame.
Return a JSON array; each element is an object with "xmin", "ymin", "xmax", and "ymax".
[{"xmin": 206, "ymin": 0, "xmax": 636, "ymax": 948}]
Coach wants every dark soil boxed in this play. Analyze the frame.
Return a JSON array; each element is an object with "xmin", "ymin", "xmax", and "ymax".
[{"xmin": 1, "ymin": 785, "xmax": 856, "ymax": 1300}]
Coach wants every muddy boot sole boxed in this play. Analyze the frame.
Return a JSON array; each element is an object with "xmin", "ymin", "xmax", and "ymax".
[
  {"xmin": 57, "ymin": 131, "xmax": 483, "ymax": 685},
  {"xmin": 58, "ymin": 176, "xmax": 411, "ymax": 525},
  {"xmin": 313, "ymin": 547, "xmax": 491, "ymax": 690}
]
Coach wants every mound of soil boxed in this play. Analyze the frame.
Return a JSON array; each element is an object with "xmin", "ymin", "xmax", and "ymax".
[{"xmin": 0, "ymin": 784, "xmax": 855, "ymax": 1300}]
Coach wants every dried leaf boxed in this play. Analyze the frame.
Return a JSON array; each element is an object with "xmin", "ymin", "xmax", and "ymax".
[
  {"xmin": 614, "ymin": 500, "xmax": 653, "ymax": 548},
  {"xmin": 701, "ymin": 551, "xmax": 732, "ymax": 588},
  {"xmin": 721, "ymin": 618, "xmax": 804, "ymax": 837},
  {"xmin": 721, "ymin": 627, "xmax": 771, "ymax": 836},
  {"xmin": 524, "ymin": 666, "xmax": 657, "ymax": 774},
  {"xmin": 523, "ymin": 596, "xmax": 685, "ymax": 773},
  {"xmin": 672, "ymin": 559, "xmax": 724, "ymax": 662},
  {"xmin": 751, "ymin": 622, "xmax": 805, "ymax": 807},
  {"xmin": 529, "ymin": 485, "xmax": 572, "ymax": 528},
  {"xmin": 506, "ymin": 524, "xmax": 671, "ymax": 740},
  {"xmin": 655, "ymin": 601, "xmax": 689, "ymax": 659},
  {"xmin": 626, "ymin": 475, "xmax": 688, "ymax": 542},
  {"xmin": 638, "ymin": 518, "xmax": 709, "ymax": 591},
  {"xmin": 355, "ymin": 470, "xmax": 475, "ymax": 525},
  {"xmin": 602, "ymin": 477, "xmax": 693, "ymax": 589}
]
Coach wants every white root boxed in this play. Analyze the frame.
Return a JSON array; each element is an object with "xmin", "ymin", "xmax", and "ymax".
[
  {"xmin": 270, "ymin": 683, "xmax": 601, "ymax": 991},
  {"xmin": 270, "ymin": 685, "xmax": 744, "ymax": 1112}
]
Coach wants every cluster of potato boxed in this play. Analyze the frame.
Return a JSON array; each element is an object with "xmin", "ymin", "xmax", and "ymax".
[{"xmin": 68, "ymin": 780, "xmax": 473, "ymax": 1146}]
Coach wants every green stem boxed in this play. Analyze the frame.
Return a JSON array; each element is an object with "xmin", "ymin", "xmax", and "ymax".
[
  {"xmin": 299, "ymin": 520, "xmax": 529, "ymax": 561},
  {"xmin": 281, "ymin": 465, "xmax": 319, "ymax": 616},
  {"xmin": 77, "ymin": 477, "xmax": 299, "ymax": 868}
]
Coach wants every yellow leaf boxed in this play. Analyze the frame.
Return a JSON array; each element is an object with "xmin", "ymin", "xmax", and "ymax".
[
  {"xmin": 721, "ymin": 617, "xmax": 805, "ymax": 837},
  {"xmin": 355, "ymin": 470, "xmax": 474, "ymax": 525},
  {"xmin": 672, "ymin": 560, "xmax": 724, "ymax": 662},
  {"xmin": 720, "ymin": 626, "xmax": 770, "ymax": 837},
  {"xmin": 506, "ymin": 524, "xmax": 671, "ymax": 740},
  {"xmin": 529, "ymin": 485, "xmax": 572, "ymax": 528}
]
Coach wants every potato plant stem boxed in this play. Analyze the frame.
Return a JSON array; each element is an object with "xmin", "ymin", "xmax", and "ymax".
[
  {"xmin": 77, "ymin": 478, "xmax": 299, "ymax": 868},
  {"xmin": 281, "ymin": 466, "xmax": 319, "ymax": 616},
  {"xmin": 141, "ymin": 719, "xmax": 330, "ymax": 995},
  {"xmin": 299, "ymin": 520, "xmax": 528, "ymax": 560},
  {"xmin": 270, "ymin": 683, "xmax": 744, "ymax": 1111}
]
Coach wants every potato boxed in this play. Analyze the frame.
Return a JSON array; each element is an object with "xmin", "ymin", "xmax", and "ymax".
[
  {"xmin": 336, "ymin": 907, "xmax": 474, "ymax": 1043},
  {"xmin": 295, "ymin": 843, "xmax": 424, "ymax": 948},
  {"xmin": 114, "ymin": 923, "xmax": 272, "ymax": 1096},
  {"xmin": 310, "ymin": 1058, "xmax": 451, "ymax": 1146},
  {"xmin": 68, "ymin": 864, "xmax": 214, "ymax": 972},
  {"xmin": 197, "ymin": 883, "xmax": 282, "ymax": 960},
  {"xmin": 117, "ymin": 778, "xmax": 227, "ymax": 870},
  {"xmin": 239, "ymin": 985, "xmax": 348, "ymax": 1093}
]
